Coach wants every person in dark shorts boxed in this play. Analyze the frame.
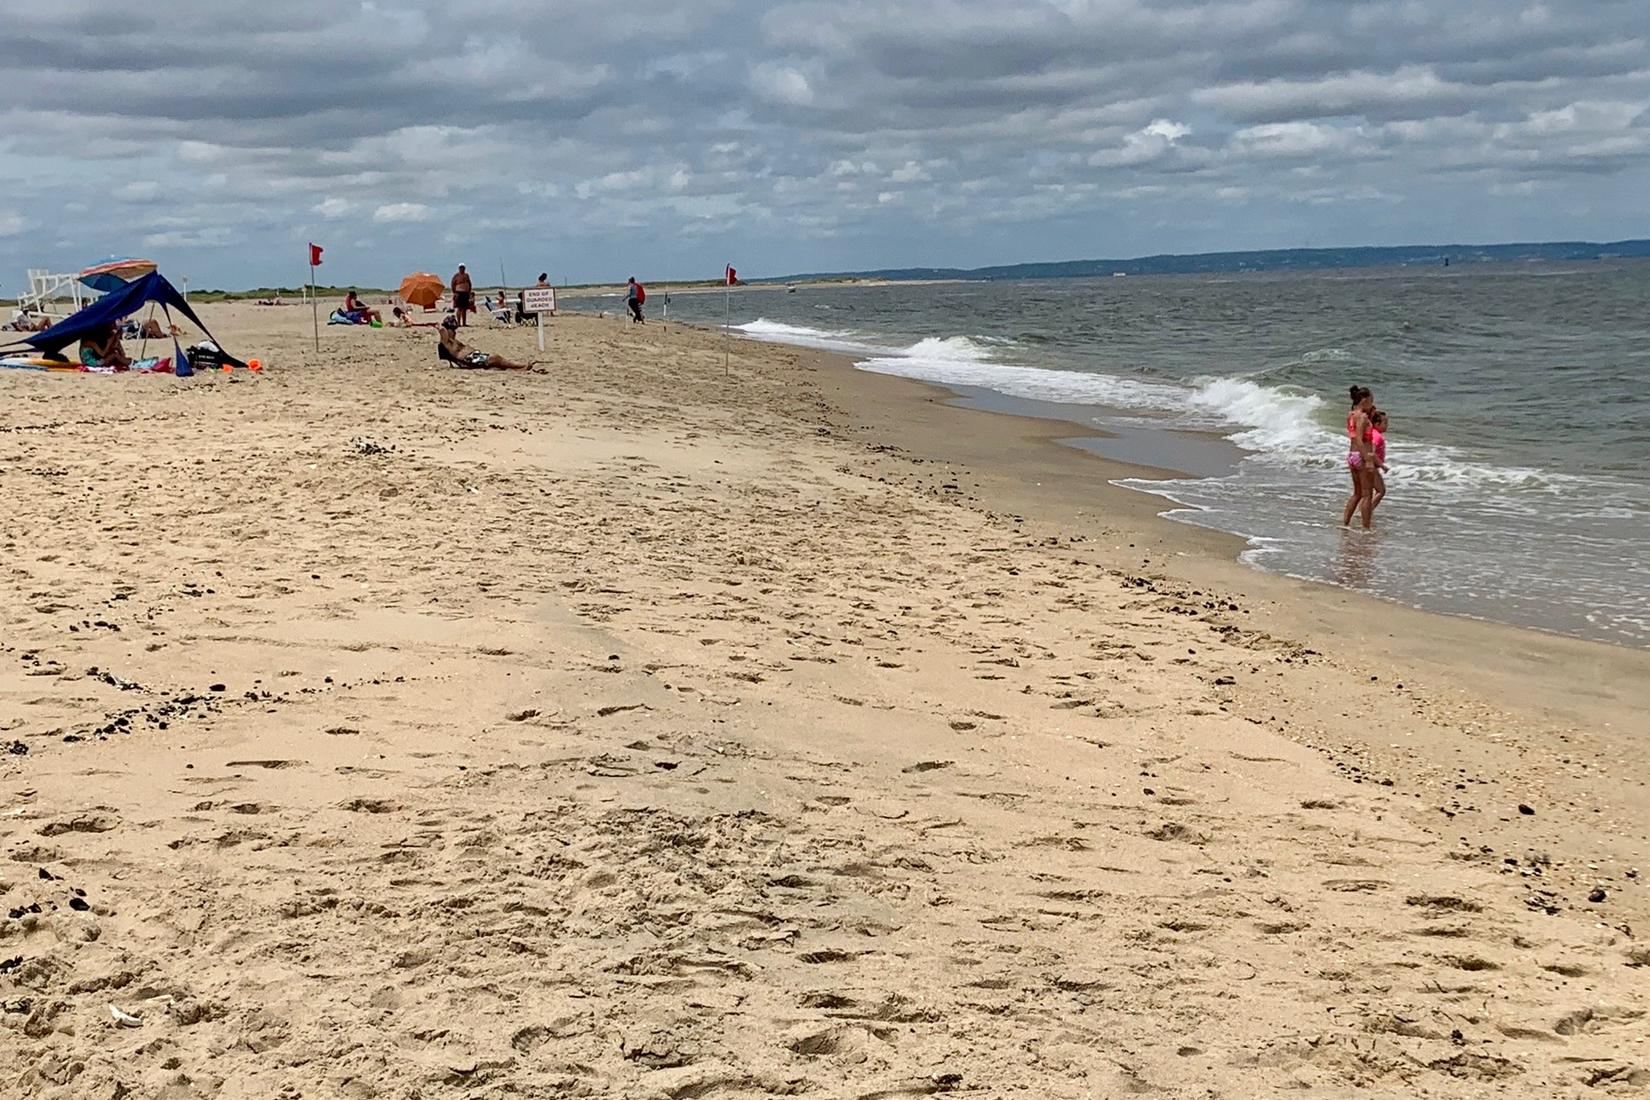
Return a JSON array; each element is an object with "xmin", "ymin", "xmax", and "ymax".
[
  {"xmin": 437, "ymin": 315, "xmax": 534, "ymax": 369},
  {"xmin": 626, "ymin": 276, "xmax": 645, "ymax": 323},
  {"xmin": 451, "ymin": 264, "xmax": 474, "ymax": 326}
]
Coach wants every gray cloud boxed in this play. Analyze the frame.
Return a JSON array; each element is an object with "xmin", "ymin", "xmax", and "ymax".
[{"xmin": 2, "ymin": 0, "xmax": 1647, "ymax": 289}]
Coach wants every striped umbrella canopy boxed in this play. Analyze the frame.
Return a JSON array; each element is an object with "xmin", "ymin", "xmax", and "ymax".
[{"xmin": 79, "ymin": 257, "xmax": 158, "ymax": 294}]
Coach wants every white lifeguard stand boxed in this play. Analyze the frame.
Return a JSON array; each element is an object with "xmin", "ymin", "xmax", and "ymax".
[{"xmin": 14, "ymin": 269, "xmax": 87, "ymax": 317}]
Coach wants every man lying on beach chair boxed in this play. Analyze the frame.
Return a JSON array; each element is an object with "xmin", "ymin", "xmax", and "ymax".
[{"xmin": 437, "ymin": 315, "xmax": 535, "ymax": 370}]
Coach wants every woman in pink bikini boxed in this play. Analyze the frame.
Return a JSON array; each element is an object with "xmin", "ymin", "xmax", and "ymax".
[{"xmin": 1340, "ymin": 385, "xmax": 1376, "ymax": 529}]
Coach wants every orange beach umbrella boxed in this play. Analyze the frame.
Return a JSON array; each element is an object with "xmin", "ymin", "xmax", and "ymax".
[{"xmin": 398, "ymin": 272, "xmax": 445, "ymax": 309}]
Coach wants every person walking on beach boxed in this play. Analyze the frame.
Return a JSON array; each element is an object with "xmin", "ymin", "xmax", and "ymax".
[
  {"xmin": 626, "ymin": 277, "xmax": 645, "ymax": 324},
  {"xmin": 1367, "ymin": 410, "xmax": 1390, "ymax": 515},
  {"xmin": 1341, "ymin": 385, "xmax": 1377, "ymax": 529},
  {"xmin": 451, "ymin": 264, "xmax": 474, "ymax": 327}
]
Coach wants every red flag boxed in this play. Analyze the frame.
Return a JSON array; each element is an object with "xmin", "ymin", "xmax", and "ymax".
[
  {"xmin": 725, "ymin": 265, "xmax": 737, "ymax": 286},
  {"xmin": 309, "ymin": 243, "xmax": 324, "ymax": 267}
]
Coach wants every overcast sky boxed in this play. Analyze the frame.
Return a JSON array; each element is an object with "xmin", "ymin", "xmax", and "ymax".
[{"xmin": 2, "ymin": 0, "xmax": 1647, "ymax": 289}]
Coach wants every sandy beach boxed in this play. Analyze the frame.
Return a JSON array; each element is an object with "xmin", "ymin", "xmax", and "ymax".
[{"xmin": 4, "ymin": 304, "xmax": 1648, "ymax": 1098}]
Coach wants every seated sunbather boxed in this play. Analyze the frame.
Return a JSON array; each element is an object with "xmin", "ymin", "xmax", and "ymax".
[
  {"xmin": 5, "ymin": 311, "xmax": 51, "ymax": 332},
  {"xmin": 341, "ymin": 291, "xmax": 381, "ymax": 324},
  {"xmin": 80, "ymin": 321, "xmax": 132, "ymax": 371},
  {"xmin": 437, "ymin": 315, "xmax": 534, "ymax": 370}
]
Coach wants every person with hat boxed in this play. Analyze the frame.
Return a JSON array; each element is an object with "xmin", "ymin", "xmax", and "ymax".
[
  {"xmin": 451, "ymin": 264, "xmax": 474, "ymax": 327},
  {"xmin": 437, "ymin": 314, "xmax": 534, "ymax": 370}
]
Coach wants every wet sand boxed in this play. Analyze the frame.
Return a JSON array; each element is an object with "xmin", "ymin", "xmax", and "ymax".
[{"xmin": 3, "ymin": 304, "xmax": 1647, "ymax": 1098}]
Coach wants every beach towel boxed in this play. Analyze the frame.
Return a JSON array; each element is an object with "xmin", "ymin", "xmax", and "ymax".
[{"xmin": 1, "ymin": 355, "xmax": 172, "ymax": 374}]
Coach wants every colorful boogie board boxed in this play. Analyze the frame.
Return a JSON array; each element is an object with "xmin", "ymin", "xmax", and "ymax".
[{"xmin": 0, "ymin": 355, "xmax": 172, "ymax": 374}]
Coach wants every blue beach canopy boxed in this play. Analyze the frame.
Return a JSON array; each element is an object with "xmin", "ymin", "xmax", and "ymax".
[{"xmin": 7, "ymin": 271, "xmax": 242, "ymax": 370}]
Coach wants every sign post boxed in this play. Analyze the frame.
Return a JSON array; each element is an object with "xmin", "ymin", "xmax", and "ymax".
[
  {"xmin": 522, "ymin": 286, "xmax": 556, "ymax": 352},
  {"xmin": 307, "ymin": 243, "xmax": 324, "ymax": 354},
  {"xmin": 723, "ymin": 264, "xmax": 737, "ymax": 375}
]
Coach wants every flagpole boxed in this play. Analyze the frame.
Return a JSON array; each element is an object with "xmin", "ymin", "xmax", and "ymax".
[
  {"xmin": 723, "ymin": 264, "xmax": 731, "ymax": 375},
  {"xmin": 308, "ymin": 257, "xmax": 319, "ymax": 354}
]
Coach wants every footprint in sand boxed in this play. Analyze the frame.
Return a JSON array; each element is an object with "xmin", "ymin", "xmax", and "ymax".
[
  {"xmin": 339, "ymin": 797, "xmax": 402, "ymax": 814},
  {"xmin": 37, "ymin": 813, "xmax": 119, "ymax": 836},
  {"xmin": 799, "ymin": 949, "xmax": 866, "ymax": 964},
  {"xmin": 787, "ymin": 1025, "xmax": 871, "ymax": 1062},
  {"xmin": 1405, "ymin": 894, "xmax": 1483, "ymax": 913},
  {"xmin": 1322, "ymin": 879, "xmax": 1389, "ymax": 893}
]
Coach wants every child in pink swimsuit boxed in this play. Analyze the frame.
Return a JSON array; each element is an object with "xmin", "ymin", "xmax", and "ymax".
[{"xmin": 1368, "ymin": 410, "xmax": 1389, "ymax": 511}]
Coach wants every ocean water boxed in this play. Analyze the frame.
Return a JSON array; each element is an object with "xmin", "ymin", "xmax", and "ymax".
[{"xmin": 577, "ymin": 267, "xmax": 1650, "ymax": 647}]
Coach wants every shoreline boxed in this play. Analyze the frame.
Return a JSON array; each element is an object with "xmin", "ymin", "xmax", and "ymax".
[
  {"xmin": 610, "ymin": 260, "xmax": 1648, "ymax": 651},
  {"xmin": 4, "ymin": 305, "xmax": 1647, "ymax": 1097},
  {"xmin": 792, "ymin": 335, "xmax": 1650, "ymax": 729},
  {"xmin": 721, "ymin": 321, "xmax": 1649, "ymax": 657}
]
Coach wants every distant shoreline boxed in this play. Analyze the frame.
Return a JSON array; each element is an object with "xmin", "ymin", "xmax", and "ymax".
[
  {"xmin": 16, "ymin": 238, "xmax": 1644, "ymax": 302},
  {"xmin": 555, "ymin": 277, "xmax": 968, "ymax": 300}
]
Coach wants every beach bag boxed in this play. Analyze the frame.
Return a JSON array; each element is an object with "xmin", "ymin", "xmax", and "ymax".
[
  {"xmin": 186, "ymin": 342, "xmax": 226, "ymax": 372},
  {"xmin": 635, "ymin": 284, "xmax": 645, "ymax": 304}
]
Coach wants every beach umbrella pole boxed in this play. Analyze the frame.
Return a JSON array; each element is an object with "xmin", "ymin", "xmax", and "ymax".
[{"xmin": 138, "ymin": 302, "xmax": 156, "ymax": 359}]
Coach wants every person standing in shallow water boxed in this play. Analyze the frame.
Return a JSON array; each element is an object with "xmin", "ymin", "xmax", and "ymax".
[
  {"xmin": 1341, "ymin": 385, "xmax": 1377, "ymax": 529},
  {"xmin": 1367, "ymin": 410, "xmax": 1390, "ymax": 515}
]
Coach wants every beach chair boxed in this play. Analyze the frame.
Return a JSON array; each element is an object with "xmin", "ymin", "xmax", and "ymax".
[{"xmin": 15, "ymin": 269, "xmax": 87, "ymax": 317}]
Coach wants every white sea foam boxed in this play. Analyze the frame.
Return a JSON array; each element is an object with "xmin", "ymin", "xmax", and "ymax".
[
  {"xmin": 859, "ymin": 342, "xmax": 1189, "ymax": 410},
  {"xmin": 733, "ymin": 317, "xmax": 1625, "ymax": 501},
  {"xmin": 732, "ymin": 319, "xmax": 877, "ymax": 354},
  {"xmin": 1185, "ymin": 377, "xmax": 1326, "ymax": 454}
]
